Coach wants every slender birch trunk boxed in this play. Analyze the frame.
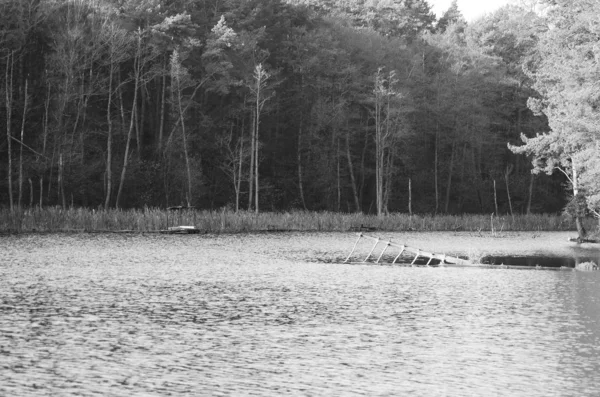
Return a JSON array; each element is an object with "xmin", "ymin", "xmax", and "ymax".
[
  {"xmin": 444, "ymin": 139, "xmax": 456, "ymax": 213},
  {"xmin": 5, "ymin": 52, "xmax": 14, "ymax": 210},
  {"xmin": 346, "ymin": 132, "xmax": 360, "ymax": 212},
  {"xmin": 505, "ymin": 164, "xmax": 514, "ymax": 217},
  {"xmin": 104, "ymin": 65, "xmax": 114, "ymax": 209},
  {"xmin": 116, "ymin": 35, "xmax": 142, "ymax": 208},
  {"xmin": 170, "ymin": 55, "xmax": 194, "ymax": 207},
  {"xmin": 572, "ymin": 161, "xmax": 587, "ymax": 239},
  {"xmin": 28, "ymin": 178, "xmax": 33, "ymax": 208},
  {"xmin": 248, "ymin": 113, "xmax": 255, "ymax": 211},
  {"xmin": 526, "ymin": 172, "xmax": 534, "ymax": 215},
  {"xmin": 337, "ymin": 137, "xmax": 341, "ymax": 212},
  {"xmin": 235, "ymin": 123, "xmax": 243, "ymax": 212},
  {"xmin": 493, "ymin": 179, "xmax": 499, "ymax": 216},
  {"xmin": 297, "ymin": 121, "xmax": 307, "ymax": 210},
  {"xmin": 39, "ymin": 177, "xmax": 43, "ymax": 208},
  {"xmin": 254, "ymin": 72, "xmax": 261, "ymax": 214},
  {"xmin": 434, "ymin": 123, "xmax": 439, "ymax": 215},
  {"xmin": 18, "ymin": 79, "xmax": 28, "ymax": 208},
  {"xmin": 59, "ymin": 153, "xmax": 66, "ymax": 208},
  {"xmin": 408, "ymin": 178, "xmax": 412, "ymax": 215},
  {"xmin": 157, "ymin": 61, "xmax": 167, "ymax": 152}
]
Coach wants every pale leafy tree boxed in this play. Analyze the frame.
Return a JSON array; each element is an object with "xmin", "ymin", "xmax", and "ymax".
[{"xmin": 509, "ymin": 0, "xmax": 600, "ymax": 238}]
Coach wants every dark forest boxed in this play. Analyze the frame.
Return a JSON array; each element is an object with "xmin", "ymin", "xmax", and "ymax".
[{"xmin": 3, "ymin": 0, "xmax": 592, "ymax": 216}]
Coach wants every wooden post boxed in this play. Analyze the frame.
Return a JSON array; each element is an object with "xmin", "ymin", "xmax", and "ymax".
[
  {"xmin": 376, "ymin": 241, "xmax": 390, "ymax": 263},
  {"xmin": 344, "ymin": 233, "xmax": 362, "ymax": 263},
  {"xmin": 392, "ymin": 245, "xmax": 405, "ymax": 264},
  {"xmin": 364, "ymin": 238, "xmax": 380, "ymax": 262},
  {"xmin": 411, "ymin": 250, "xmax": 420, "ymax": 265}
]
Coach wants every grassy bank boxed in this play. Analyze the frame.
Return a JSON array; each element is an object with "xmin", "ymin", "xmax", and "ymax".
[{"xmin": 0, "ymin": 207, "xmax": 597, "ymax": 234}]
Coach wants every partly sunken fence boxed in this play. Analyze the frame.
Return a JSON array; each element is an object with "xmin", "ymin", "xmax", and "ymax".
[
  {"xmin": 343, "ymin": 233, "xmax": 578, "ymax": 270},
  {"xmin": 344, "ymin": 233, "xmax": 472, "ymax": 266}
]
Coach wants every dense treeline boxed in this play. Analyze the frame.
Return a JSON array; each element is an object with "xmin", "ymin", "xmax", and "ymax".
[{"xmin": 0, "ymin": 0, "xmax": 571, "ymax": 214}]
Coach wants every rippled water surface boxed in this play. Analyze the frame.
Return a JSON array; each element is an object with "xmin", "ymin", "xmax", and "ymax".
[{"xmin": 1, "ymin": 233, "xmax": 600, "ymax": 396}]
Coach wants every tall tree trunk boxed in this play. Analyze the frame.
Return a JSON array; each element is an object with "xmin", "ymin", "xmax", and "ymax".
[
  {"xmin": 39, "ymin": 177, "xmax": 43, "ymax": 208},
  {"xmin": 104, "ymin": 66, "xmax": 114, "ymax": 210},
  {"xmin": 116, "ymin": 39, "xmax": 141, "ymax": 208},
  {"xmin": 47, "ymin": 141, "xmax": 56, "ymax": 203},
  {"xmin": 79, "ymin": 65, "xmax": 94, "ymax": 166},
  {"xmin": 43, "ymin": 83, "xmax": 50, "ymax": 156},
  {"xmin": 28, "ymin": 178, "xmax": 33, "ymax": 208},
  {"xmin": 383, "ymin": 149, "xmax": 393, "ymax": 214},
  {"xmin": 526, "ymin": 172, "xmax": 534, "ymax": 215},
  {"xmin": 444, "ymin": 139, "xmax": 456, "ymax": 213},
  {"xmin": 297, "ymin": 121, "xmax": 307, "ymax": 210},
  {"xmin": 359, "ymin": 122, "xmax": 368, "ymax": 207},
  {"xmin": 157, "ymin": 64, "xmax": 167, "ymax": 152},
  {"xmin": 408, "ymin": 177, "xmax": 412, "ymax": 215},
  {"xmin": 346, "ymin": 131, "xmax": 360, "ymax": 213},
  {"xmin": 254, "ymin": 113, "xmax": 259, "ymax": 213},
  {"xmin": 5, "ymin": 52, "xmax": 14, "ymax": 210},
  {"xmin": 375, "ymin": 88, "xmax": 382, "ymax": 216},
  {"xmin": 172, "ymin": 76, "xmax": 194, "ymax": 207},
  {"xmin": 434, "ymin": 122, "xmax": 439, "ymax": 214},
  {"xmin": 235, "ymin": 124, "xmax": 243, "ymax": 212},
  {"xmin": 337, "ymin": 137, "xmax": 341, "ymax": 212},
  {"xmin": 572, "ymin": 161, "xmax": 586, "ymax": 239},
  {"xmin": 493, "ymin": 179, "xmax": 499, "ymax": 216},
  {"xmin": 18, "ymin": 79, "xmax": 28, "ymax": 208},
  {"xmin": 136, "ymin": 85, "xmax": 144, "ymax": 158},
  {"xmin": 248, "ymin": 113, "xmax": 255, "ymax": 211},
  {"xmin": 254, "ymin": 69, "xmax": 262, "ymax": 214},
  {"xmin": 59, "ymin": 153, "xmax": 66, "ymax": 208},
  {"xmin": 505, "ymin": 164, "xmax": 514, "ymax": 217}
]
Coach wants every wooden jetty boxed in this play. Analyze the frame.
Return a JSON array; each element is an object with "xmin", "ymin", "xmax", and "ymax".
[{"xmin": 343, "ymin": 233, "xmax": 574, "ymax": 270}]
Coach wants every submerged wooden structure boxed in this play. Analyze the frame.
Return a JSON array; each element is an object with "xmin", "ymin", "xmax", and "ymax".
[
  {"xmin": 343, "ymin": 233, "xmax": 575, "ymax": 270},
  {"xmin": 344, "ymin": 233, "xmax": 472, "ymax": 266}
]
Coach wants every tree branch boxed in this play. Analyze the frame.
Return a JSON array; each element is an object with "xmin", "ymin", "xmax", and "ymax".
[{"xmin": 10, "ymin": 135, "xmax": 49, "ymax": 159}]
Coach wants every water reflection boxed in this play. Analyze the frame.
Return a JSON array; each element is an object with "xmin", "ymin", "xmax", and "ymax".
[{"xmin": 1, "ymin": 234, "xmax": 600, "ymax": 396}]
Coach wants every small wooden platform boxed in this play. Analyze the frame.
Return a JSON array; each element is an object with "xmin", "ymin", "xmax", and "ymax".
[{"xmin": 159, "ymin": 226, "xmax": 200, "ymax": 234}]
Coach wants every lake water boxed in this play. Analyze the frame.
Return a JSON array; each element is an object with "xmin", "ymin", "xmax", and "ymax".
[{"xmin": 1, "ymin": 232, "xmax": 600, "ymax": 396}]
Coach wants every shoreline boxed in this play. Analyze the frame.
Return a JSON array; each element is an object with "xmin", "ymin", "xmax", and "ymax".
[{"xmin": 1, "ymin": 207, "xmax": 597, "ymax": 235}]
